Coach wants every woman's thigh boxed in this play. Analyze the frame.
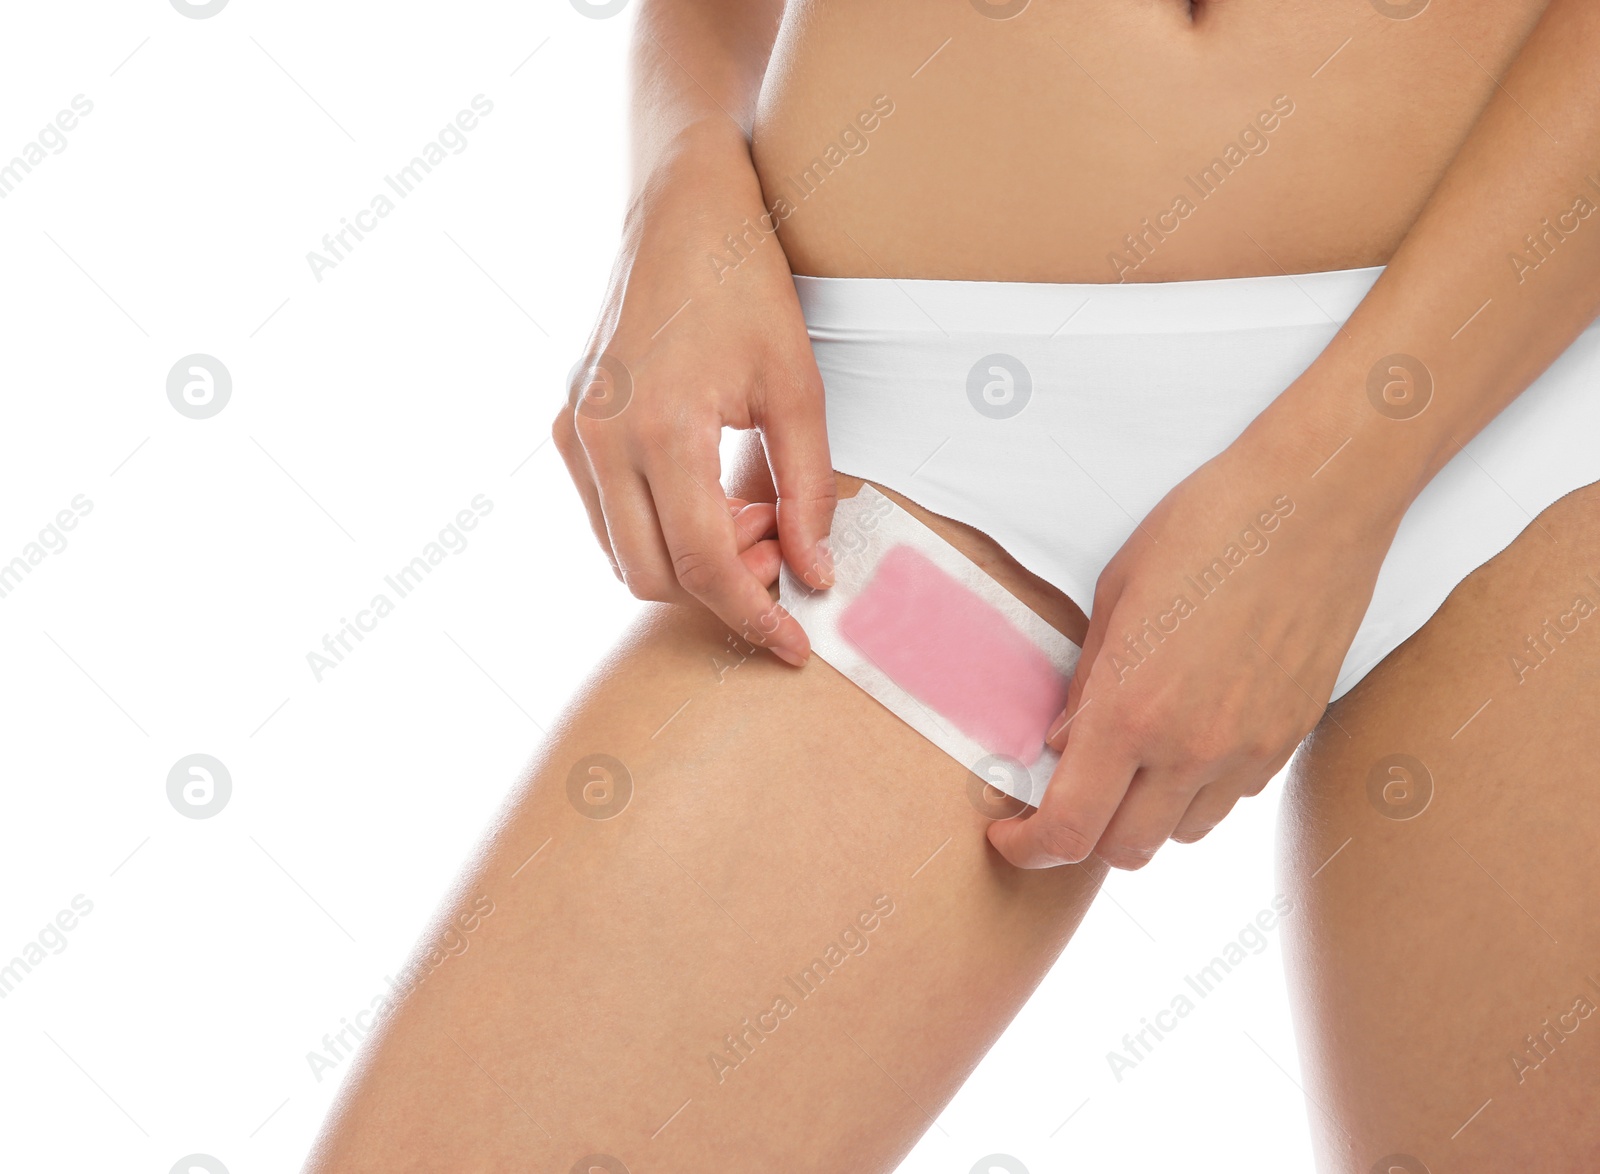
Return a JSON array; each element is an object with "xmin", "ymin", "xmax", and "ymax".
[
  {"xmin": 1281, "ymin": 480, "xmax": 1600, "ymax": 1173},
  {"xmin": 301, "ymin": 467, "xmax": 1103, "ymax": 1174}
]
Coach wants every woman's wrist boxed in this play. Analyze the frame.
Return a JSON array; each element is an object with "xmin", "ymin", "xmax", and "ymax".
[
  {"xmin": 625, "ymin": 118, "xmax": 765, "ymax": 239},
  {"xmin": 630, "ymin": 115, "xmax": 754, "ymax": 200},
  {"xmin": 1242, "ymin": 345, "xmax": 1442, "ymax": 545},
  {"xmin": 617, "ymin": 121, "xmax": 795, "ymax": 321}
]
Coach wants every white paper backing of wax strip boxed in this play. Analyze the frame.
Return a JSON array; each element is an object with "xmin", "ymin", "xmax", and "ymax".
[{"xmin": 777, "ymin": 484, "xmax": 1082, "ymax": 808}]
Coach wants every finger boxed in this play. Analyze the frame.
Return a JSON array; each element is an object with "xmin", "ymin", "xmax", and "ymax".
[
  {"xmin": 732, "ymin": 502, "xmax": 777, "ymax": 553},
  {"xmin": 1089, "ymin": 767, "xmax": 1202, "ymax": 870},
  {"xmin": 1170, "ymin": 781, "xmax": 1243, "ymax": 844},
  {"xmin": 1253, "ymin": 734, "xmax": 1304, "ymax": 795},
  {"xmin": 758, "ymin": 372, "xmax": 837, "ymax": 589},
  {"xmin": 1048, "ymin": 579, "xmax": 1122, "ymax": 751},
  {"xmin": 553, "ymin": 411, "xmax": 621, "ymax": 579},
  {"xmin": 645, "ymin": 438, "xmax": 812, "ymax": 666},
  {"xmin": 1170, "ymin": 733, "xmax": 1297, "ymax": 845},
  {"xmin": 740, "ymin": 538, "xmax": 783, "ymax": 587},
  {"xmin": 593, "ymin": 463, "xmax": 680, "ymax": 600},
  {"xmin": 987, "ymin": 712, "xmax": 1139, "ymax": 868}
]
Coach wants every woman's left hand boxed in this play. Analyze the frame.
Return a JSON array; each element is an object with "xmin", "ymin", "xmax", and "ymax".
[{"xmin": 987, "ymin": 415, "xmax": 1403, "ymax": 870}]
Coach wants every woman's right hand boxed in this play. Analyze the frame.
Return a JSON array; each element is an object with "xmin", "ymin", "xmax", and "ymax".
[{"xmin": 552, "ymin": 127, "xmax": 835, "ymax": 666}]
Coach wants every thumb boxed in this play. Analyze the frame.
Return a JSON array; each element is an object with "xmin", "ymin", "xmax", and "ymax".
[
  {"xmin": 1050, "ymin": 583, "xmax": 1118, "ymax": 751},
  {"xmin": 760, "ymin": 371, "xmax": 837, "ymax": 589}
]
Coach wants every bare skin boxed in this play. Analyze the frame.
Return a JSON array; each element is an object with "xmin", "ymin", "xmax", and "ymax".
[
  {"xmin": 303, "ymin": 452, "xmax": 1600, "ymax": 1171},
  {"xmin": 755, "ymin": 0, "xmax": 1552, "ymax": 282},
  {"xmin": 1282, "ymin": 481, "xmax": 1600, "ymax": 1172},
  {"xmin": 304, "ymin": 0, "xmax": 1600, "ymax": 1169},
  {"xmin": 303, "ymin": 458, "xmax": 1109, "ymax": 1174}
]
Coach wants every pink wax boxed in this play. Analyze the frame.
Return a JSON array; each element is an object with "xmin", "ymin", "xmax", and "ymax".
[{"xmin": 838, "ymin": 543, "xmax": 1069, "ymax": 763}]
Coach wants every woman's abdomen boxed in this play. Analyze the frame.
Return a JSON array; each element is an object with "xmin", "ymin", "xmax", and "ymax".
[{"xmin": 751, "ymin": 0, "xmax": 1547, "ymax": 282}]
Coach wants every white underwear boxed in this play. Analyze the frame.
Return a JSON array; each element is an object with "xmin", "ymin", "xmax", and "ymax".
[{"xmin": 797, "ymin": 266, "xmax": 1600, "ymax": 703}]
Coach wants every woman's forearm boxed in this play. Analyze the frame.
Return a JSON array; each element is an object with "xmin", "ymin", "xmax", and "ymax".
[
  {"xmin": 628, "ymin": 0, "xmax": 784, "ymax": 195},
  {"xmin": 1258, "ymin": 0, "xmax": 1600, "ymax": 526}
]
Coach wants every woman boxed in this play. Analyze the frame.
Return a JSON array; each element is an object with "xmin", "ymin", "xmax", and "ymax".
[{"xmin": 305, "ymin": 1, "xmax": 1600, "ymax": 1169}]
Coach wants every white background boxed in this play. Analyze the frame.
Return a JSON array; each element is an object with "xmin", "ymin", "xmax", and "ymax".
[{"xmin": 0, "ymin": 2, "xmax": 1313, "ymax": 1170}]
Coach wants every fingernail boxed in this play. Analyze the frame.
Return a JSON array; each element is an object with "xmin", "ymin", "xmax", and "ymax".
[
  {"xmin": 1046, "ymin": 709, "xmax": 1070, "ymax": 742},
  {"xmin": 773, "ymin": 645, "xmax": 808, "ymax": 668},
  {"xmin": 811, "ymin": 538, "xmax": 834, "ymax": 587}
]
